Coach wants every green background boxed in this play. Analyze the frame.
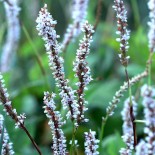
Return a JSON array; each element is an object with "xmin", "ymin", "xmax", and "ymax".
[{"xmin": 0, "ymin": 0, "xmax": 154, "ymax": 154}]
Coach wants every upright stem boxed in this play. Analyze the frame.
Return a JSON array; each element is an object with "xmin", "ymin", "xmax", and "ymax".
[
  {"xmin": 99, "ymin": 117, "xmax": 106, "ymax": 153},
  {"xmin": 22, "ymin": 25, "xmax": 49, "ymax": 90},
  {"xmin": 124, "ymin": 67, "xmax": 137, "ymax": 149},
  {"xmin": 70, "ymin": 123, "xmax": 76, "ymax": 155},
  {"xmin": 131, "ymin": 0, "xmax": 140, "ymax": 28}
]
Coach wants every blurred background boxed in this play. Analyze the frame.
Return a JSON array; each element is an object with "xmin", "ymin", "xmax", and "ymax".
[{"xmin": 0, "ymin": 0, "xmax": 154, "ymax": 154}]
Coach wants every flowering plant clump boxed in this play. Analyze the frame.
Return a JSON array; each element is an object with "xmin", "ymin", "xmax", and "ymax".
[
  {"xmin": 36, "ymin": 4, "xmax": 79, "ymax": 124},
  {"xmin": 0, "ymin": 0, "xmax": 155, "ymax": 155}
]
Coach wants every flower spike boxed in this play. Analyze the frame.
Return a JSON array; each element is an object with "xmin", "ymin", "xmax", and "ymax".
[
  {"xmin": 36, "ymin": 4, "xmax": 79, "ymax": 123},
  {"xmin": 43, "ymin": 92, "xmax": 67, "ymax": 154},
  {"xmin": 113, "ymin": 0, "xmax": 130, "ymax": 67}
]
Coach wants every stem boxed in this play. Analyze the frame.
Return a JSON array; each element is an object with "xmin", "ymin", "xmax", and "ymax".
[
  {"xmin": 3, "ymin": 0, "xmax": 13, "ymax": 6},
  {"xmin": 148, "ymin": 61, "xmax": 151, "ymax": 86},
  {"xmin": 125, "ymin": 68, "xmax": 132, "ymax": 105},
  {"xmin": 20, "ymin": 124, "xmax": 42, "ymax": 155},
  {"xmin": 124, "ymin": 67, "xmax": 137, "ymax": 149},
  {"xmin": 70, "ymin": 123, "xmax": 76, "ymax": 155},
  {"xmin": 99, "ymin": 117, "xmax": 106, "ymax": 153},
  {"xmin": 134, "ymin": 120, "xmax": 146, "ymax": 124},
  {"xmin": 130, "ymin": 0, "xmax": 140, "ymax": 28},
  {"xmin": 94, "ymin": 0, "xmax": 102, "ymax": 30}
]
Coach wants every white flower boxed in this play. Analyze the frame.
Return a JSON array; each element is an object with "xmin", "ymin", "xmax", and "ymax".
[
  {"xmin": 0, "ymin": 72, "xmax": 25, "ymax": 129},
  {"xmin": 113, "ymin": 0, "xmax": 130, "ymax": 66},
  {"xmin": 121, "ymin": 97, "xmax": 137, "ymax": 135},
  {"xmin": 119, "ymin": 97, "xmax": 137, "ymax": 155},
  {"xmin": 136, "ymin": 140, "xmax": 148, "ymax": 155},
  {"xmin": 36, "ymin": 4, "xmax": 79, "ymax": 123},
  {"xmin": 62, "ymin": 0, "xmax": 89, "ymax": 50},
  {"xmin": 84, "ymin": 130, "xmax": 99, "ymax": 155},
  {"xmin": 73, "ymin": 21, "xmax": 94, "ymax": 124},
  {"xmin": 141, "ymin": 84, "xmax": 155, "ymax": 154},
  {"xmin": 43, "ymin": 92, "xmax": 67, "ymax": 154},
  {"xmin": 148, "ymin": 0, "xmax": 155, "ymax": 52},
  {"xmin": 0, "ymin": 114, "xmax": 15, "ymax": 155}
]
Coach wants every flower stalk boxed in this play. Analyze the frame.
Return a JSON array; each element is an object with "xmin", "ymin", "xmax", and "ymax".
[
  {"xmin": 36, "ymin": 4, "xmax": 79, "ymax": 124},
  {"xmin": 73, "ymin": 21, "xmax": 94, "ymax": 125}
]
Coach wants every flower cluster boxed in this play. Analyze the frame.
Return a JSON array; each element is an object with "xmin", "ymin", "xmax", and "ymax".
[
  {"xmin": 62, "ymin": 0, "xmax": 89, "ymax": 50},
  {"xmin": 113, "ymin": 0, "xmax": 130, "ymax": 67},
  {"xmin": 148, "ymin": 0, "xmax": 155, "ymax": 52},
  {"xmin": 141, "ymin": 84, "xmax": 155, "ymax": 154},
  {"xmin": 36, "ymin": 4, "xmax": 79, "ymax": 123},
  {"xmin": 136, "ymin": 140, "xmax": 147, "ymax": 155},
  {"xmin": 0, "ymin": 0, "xmax": 20, "ymax": 72},
  {"xmin": 43, "ymin": 92, "xmax": 67, "ymax": 154},
  {"xmin": 0, "ymin": 114, "xmax": 14, "ymax": 155},
  {"xmin": 119, "ymin": 133, "xmax": 134, "ymax": 155},
  {"xmin": 73, "ymin": 21, "xmax": 94, "ymax": 124},
  {"xmin": 0, "ymin": 73, "xmax": 26, "ymax": 128},
  {"xmin": 120, "ymin": 97, "xmax": 137, "ymax": 155},
  {"xmin": 121, "ymin": 97, "xmax": 137, "ymax": 135},
  {"xmin": 84, "ymin": 130, "xmax": 99, "ymax": 155}
]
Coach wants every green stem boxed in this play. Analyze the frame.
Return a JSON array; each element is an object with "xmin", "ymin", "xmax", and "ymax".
[
  {"xmin": 147, "ymin": 52, "xmax": 154, "ymax": 86},
  {"xmin": 134, "ymin": 120, "xmax": 146, "ymax": 124},
  {"xmin": 131, "ymin": 0, "xmax": 140, "ymax": 28},
  {"xmin": 70, "ymin": 123, "xmax": 76, "ymax": 155},
  {"xmin": 148, "ymin": 57, "xmax": 152, "ymax": 86},
  {"xmin": 99, "ymin": 117, "xmax": 107, "ymax": 153}
]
